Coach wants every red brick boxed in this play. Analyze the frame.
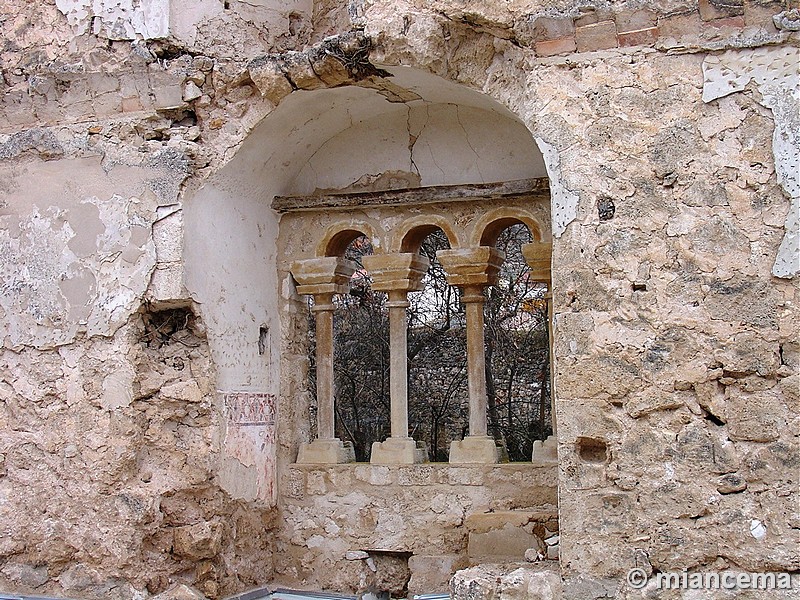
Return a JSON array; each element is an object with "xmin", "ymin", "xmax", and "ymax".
[
  {"xmin": 575, "ymin": 20, "xmax": 619, "ymax": 53},
  {"xmin": 699, "ymin": 0, "xmax": 744, "ymax": 22},
  {"xmin": 617, "ymin": 26, "xmax": 660, "ymax": 47},
  {"xmin": 534, "ymin": 36, "xmax": 577, "ymax": 57}
]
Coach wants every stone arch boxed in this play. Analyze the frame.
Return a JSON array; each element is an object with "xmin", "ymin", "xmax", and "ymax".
[
  {"xmin": 317, "ymin": 221, "xmax": 381, "ymax": 257},
  {"xmin": 393, "ymin": 215, "xmax": 461, "ymax": 253},
  {"xmin": 471, "ymin": 208, "xmax": 545, "ymax": 247}
]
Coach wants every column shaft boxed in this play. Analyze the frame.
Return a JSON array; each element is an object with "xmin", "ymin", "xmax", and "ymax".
[
  {"xmin": 546, "ymin": 290, "xmax": 556, "ymax": 438},
  {"xmin": 387, "ymin": 291, "xmax": 410, "ymax": 439},
  {"xmin": 312, "ymin": 294, "xmax": 335, "ymax": 440},
  {"xmin": 463, "ymin": 286, "xmax": 488, "ymax": 437}
]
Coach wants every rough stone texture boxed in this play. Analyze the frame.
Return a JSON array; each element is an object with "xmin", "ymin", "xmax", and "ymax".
[
  {"xmin": 278, "ymin": 464, "xmax": 558, "ymax": 593},
  {"xmin": 1, "ymin": 0, "xmax": 798, "ymax": 599}
]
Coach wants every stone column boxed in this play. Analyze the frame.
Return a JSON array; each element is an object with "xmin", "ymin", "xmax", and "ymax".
[
  {"xmin": 437, "ymin": 247, "xmax": 504, "ymax": 464},
  {"xmin": 291, "ymin": 257, "xmax": 357, "ymax": 464},
  {"xmin": 362, "ymin": 252, "xmax": 430, "ymax": 464},
  {"xmin": 522, "ymin": 241, "xmax": 557, "ymax": 462}
]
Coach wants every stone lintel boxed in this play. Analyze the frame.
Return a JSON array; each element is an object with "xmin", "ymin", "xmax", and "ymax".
[
  {"xmin": 272, "ymin": 178, "xmax": 550, "ymax": 213},
  {"xmin": 437, "ymin": 247, "xmax": 505, "ymax": 288},
  {"xmin": 449, "ymin": 436, "xmax": 501, "ymax": 464},
  {"xmin": 522, "ymin": 241, "xmax": 552, "ymax": 282},
  {"xmin": 362, "ymin": 252, "xmax": 430, "ymax": 292},
  {"xmin": 370, "ymin": 437, "xmax": 429, "ymax": 464},
  {"xmin": 296, "ymin": 438, "xmax": 356, "ymax": 464},
  {"xmin": 291, "ymin": 256, "xmax": 356, "ymax": 296}
]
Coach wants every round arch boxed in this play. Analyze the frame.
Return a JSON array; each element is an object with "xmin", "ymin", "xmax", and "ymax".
[
  {"xmin": 392, "ymin": 215, "xmax": 461, "ymax": 253},
  {"xmin": 317, "ymin": 220, "xmax": 381, "ymax": 257},
  {"xmin": 471, "ymin": 208, "xmax": 545, "ymax": 247}
]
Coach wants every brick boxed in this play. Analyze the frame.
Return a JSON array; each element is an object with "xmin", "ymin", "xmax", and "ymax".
[
  {"xmin": 534, "ymin": 36, "xmax": 577, "ymax": 57},
  {"xmin": 704, "ymin": 15, "xmax": 746, "ymax": 28},
  {"xmin": 699, "ymin": 0, "xmax": 744, "ymax": 21},
  {"xmin": 617, "ymin": 26, "xmax": 660, "ymax": 47},
  {"xmin": 615, "ymin": 9, "xmax": 658, "ymax": 33},
  {"xmin": 575, "ymin": 20, "xmax": 619, "ymax": 53}
]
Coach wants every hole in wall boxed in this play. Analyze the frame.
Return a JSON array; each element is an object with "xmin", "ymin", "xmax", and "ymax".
[
  {"xmin": 140, "ymin": 305, "xmax": 198, "ymax": 348},
  {"xmin": 258, "ymin": 325, "xmax": 269, "ymax": 356},
  {"xmin": 576, "ymin": 437, "xmax": 607, "ymax": 463},
  {"xmin": 598, "ymin": 197, "xmax": 615, "ymax": 221},
  {"xmin": 363, "ymin": 550, "xmax": 412, "ymax": 598}
]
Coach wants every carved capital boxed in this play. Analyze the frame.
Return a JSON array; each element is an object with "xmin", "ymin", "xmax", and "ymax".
[
  {"xmin": 362, "ymin": 252, "xmax": 430, "ymax": 293},
  {"xmin": 291, "ymin": 256, "xmax": 356, "ymax": 296},
  {"xmin": 437, "ymin": 247, "xmax": 505, "ymax": 288},
  {"xmin": 522, "ymin": 241, "xmax": 552, "ymax": 282}
]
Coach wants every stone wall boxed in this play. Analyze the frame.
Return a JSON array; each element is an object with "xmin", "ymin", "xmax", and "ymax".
[
  {"xmin": 0, "ymin": 0, "xmax": 798, "ymax": 599},
  {"xmin": 277, "ymin": 463, "xmax": 558, "ymax": 595}
]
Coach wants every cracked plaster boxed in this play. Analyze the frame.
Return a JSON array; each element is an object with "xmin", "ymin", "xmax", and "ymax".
[
  {"xmin": 702, "ymin": 46, "xmax": 800, "ymax": 279},
  {"xmin": 0, "ymin": 155, "xmax": 187, "ymax": 350},
  {"xmin": 56, "ymin": 0, "xmax": 170, "ymax": 39},
  {"xmin": 535, "ymin": 137, "xmax": 579, "ymax": 238}
]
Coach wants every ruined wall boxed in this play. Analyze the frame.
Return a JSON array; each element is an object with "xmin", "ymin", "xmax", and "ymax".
[
  {"xmin": 278, "ymin": 464, "xmax": 558, "ymax": 595},
  {"xmin": 1, "ymin": 0, "xmax": 798, "ymax": 599}
]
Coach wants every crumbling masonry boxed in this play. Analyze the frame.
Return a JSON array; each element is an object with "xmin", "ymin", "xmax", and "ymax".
[{"xmin": 0, "ymin": 1, "xmax": 798, "ymax": 599}]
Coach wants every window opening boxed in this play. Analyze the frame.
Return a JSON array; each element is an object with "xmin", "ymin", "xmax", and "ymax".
[
  {"xmin": 485, "ymin": 224, "xmax": 552, "ymax": 461},
  {"xmin": 407, "ymin": 229, "xmax": 468, "ymax": 461}
]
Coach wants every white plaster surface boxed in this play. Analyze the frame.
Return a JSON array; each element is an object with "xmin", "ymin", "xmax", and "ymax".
[
  {"xmin": 0, "ymin": 157, "xmax": 175, "ymax": 349},
  {"xmin": 535, "ymin": 137, "xmax": 579, "ymax": 239},
  {"xmin": 56, "ymin": 0, "xmax": 170, "ymax": 39},
  {"xmin": 169, "ymin": 0, "xmax": 223, "ymax": 45},
  {"xmin": 289, "ymin": 102, "xmax": 545, "ymax": 194},
  {"xmin": 703, "ymin": 46, "xmax": 800, "ymax": 278}
]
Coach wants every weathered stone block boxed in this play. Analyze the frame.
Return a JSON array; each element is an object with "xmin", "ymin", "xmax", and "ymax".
[
  {"xmin": 531, "ymin": 17, "xmax": 575, "ymax": 41},
  {"xmin": 247, "ymin": 57, "xmax": 293, "ymax": 105},
  {"xmin": 306, "ymin": 470, "xmax": 327, "ymax": 494},
  {"xmin": 726, "ymin": 389, "xmax": 786, "ymax": 442},
  {"xmin": 614, "ymin": 9, "xmax": 657, "ymax": 33},
  {"xmin": 408, "ymin": 554, "xmax": 468, "ymax": 594},
  {"xmin": 397, "ymin": 465, "xmax": 434, "ymax": 486},
  {"xmin": 447, "ymin": 466, "xmax": 485, "ymax": 485},
  {"xmin": 172, "ymin": 521, "xmax": 223, "ymax": 560}
]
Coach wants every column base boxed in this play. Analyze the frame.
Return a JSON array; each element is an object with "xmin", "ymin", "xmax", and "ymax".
[
  {"xmin": 532, "ymin": 435, "xmax": 558, "ymax": 463},
  {"xmin": 296, "ymin": 438, "xmax": 356, "ymax": 464},
  {"xmin": 370, "ymin": 437, "xmax": 429, "ymax": 464},
  {"xmin": 449, "ymin": 436, "xmax": 501, "ymax": 464}
]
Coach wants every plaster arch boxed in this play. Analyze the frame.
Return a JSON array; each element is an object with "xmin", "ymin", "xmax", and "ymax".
[{"xmin": 182, "ymin": 62, "xmax": 550, "ymax": 504}]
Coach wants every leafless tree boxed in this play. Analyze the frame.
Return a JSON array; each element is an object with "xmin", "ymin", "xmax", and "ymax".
[{"xmin": 307, "ymin": 227, "xmax": 551, "ymax": 462}]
